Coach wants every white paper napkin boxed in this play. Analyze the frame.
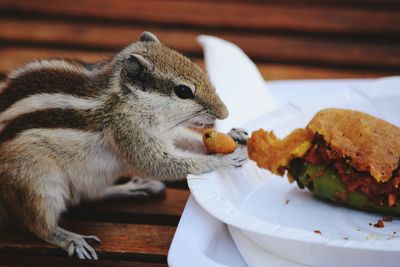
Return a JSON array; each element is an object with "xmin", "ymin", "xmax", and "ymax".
[{"xmin": 197, "ymin": 36, "xmax": 277, "ymax": 132}]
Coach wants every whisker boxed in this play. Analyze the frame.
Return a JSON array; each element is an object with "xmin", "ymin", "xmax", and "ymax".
[
  {"xmin": 162, "ymin": 109, "xmax": 206, "ymax": 133},
  {"xmin": 170, "ymin": 110, "xmax": 205, "ymax": 128},
  {"xmin": 167, "ymin": 111, "xmax": 202, "ymax": 125}
]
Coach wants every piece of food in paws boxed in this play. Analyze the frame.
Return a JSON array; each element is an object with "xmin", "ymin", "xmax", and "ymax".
[
  {"xmin": 203, "ymin": 129, "xmax": 237, "ymax": 154},
  {"xmin": 248, "ymin": 108, "xmax": 400, "ymax": 215}
]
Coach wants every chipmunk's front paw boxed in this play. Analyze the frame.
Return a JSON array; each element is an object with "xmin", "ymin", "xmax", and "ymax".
[
  {"xmin": 228, "ymin": 128, "xmax": 248, "ymax": 145},
  {"xmin": 223, "ymin": 145, "xmax": 248, "ymax": 168}
]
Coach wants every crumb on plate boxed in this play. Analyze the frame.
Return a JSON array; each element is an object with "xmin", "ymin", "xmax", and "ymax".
[{"xmin": 373, "ymin": 219, "xmax": 384, "ymax": 228}]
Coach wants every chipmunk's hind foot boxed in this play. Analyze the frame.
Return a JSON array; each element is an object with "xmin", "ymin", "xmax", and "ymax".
[{"xmin": 46, "ymin": 227, "xmax": 100, "ymax": 260}]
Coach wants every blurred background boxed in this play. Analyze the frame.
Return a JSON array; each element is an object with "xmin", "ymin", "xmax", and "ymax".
[{"xmin": 0, "ymin": 0, "xmax": 399, "ymax": 81}]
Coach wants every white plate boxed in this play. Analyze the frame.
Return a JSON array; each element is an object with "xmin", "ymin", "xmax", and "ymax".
[
  {"xmin": 188, "ymin": 78, "xmax": 400, "ymax": 267},
  {"xmin": 228, "ymin": 225, "xmax": 306, "ymax": 267},
  {"xmin": 169, "ymin": 79, "xmax": 376, "ymax": 267},
  {"xmin": 168, "ymin": 195, "xmax": 303, "ymax": 267}
]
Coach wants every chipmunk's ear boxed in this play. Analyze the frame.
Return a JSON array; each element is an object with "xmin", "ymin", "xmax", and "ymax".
[
  {"xmin": 139, "ymin": 31, "xmax": 160, "ymax": 43},
  {"xmin": 121, "ymin": 54, "xmax": 153, "ymax": 85}
]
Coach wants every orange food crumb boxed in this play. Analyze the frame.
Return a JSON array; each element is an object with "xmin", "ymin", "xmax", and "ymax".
[{"xmin": 203, "ymin": 129, "xmax": 237, "ymax": 154}]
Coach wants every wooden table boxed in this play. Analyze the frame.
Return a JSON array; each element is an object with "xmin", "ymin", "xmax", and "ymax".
[{"xmin": 0, "ymin": 0, "xmax": 398, "ymax": 266}]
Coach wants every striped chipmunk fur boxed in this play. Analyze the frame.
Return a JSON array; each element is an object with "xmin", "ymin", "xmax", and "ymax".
[{"xmin": 0, "ymin": 32, "xmax": 248, "ymax": 259}]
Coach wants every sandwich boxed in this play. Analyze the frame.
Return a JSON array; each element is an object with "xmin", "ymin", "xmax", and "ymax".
[{"xmin": 248, "ymin": 108, "xmax": 400, "ymax": 215}]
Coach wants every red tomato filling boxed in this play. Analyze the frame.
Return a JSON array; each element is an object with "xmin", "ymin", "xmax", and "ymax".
[{"xmin": 303, "ymin": 137, "xmax": 400, "ymax": 207}]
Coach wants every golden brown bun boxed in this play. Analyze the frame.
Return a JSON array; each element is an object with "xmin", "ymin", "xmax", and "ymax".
[{"xmin": 307, "ymin": 108, "xmax": 400, "ymax": 182}]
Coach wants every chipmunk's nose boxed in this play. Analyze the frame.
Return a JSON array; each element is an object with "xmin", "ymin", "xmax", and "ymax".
[{"xmin": 215, "ymin": 103, "xmax": 229, "ymax": 120}]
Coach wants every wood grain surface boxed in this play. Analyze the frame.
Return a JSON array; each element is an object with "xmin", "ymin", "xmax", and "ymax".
[
  {"xmin": 0, "ymin": 47, "xmax": 396, "ymax": 82},
  {"xmin": 0, "ymin": 222, "xmax": 174, "ymax": 257},
  {"xmin": 0, "ymin": 0, "xmax": 399, "ymax": 35}
]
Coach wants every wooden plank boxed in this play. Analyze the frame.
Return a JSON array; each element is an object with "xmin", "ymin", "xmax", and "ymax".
[
  {"xmin": 0, "ymin": 254, "xmax": 166, "ymax": 267},
  {"xmin": 0, "ymin": 47, "xmax": 396, "ymax": 81},
  {"xmin": 88, "ymin": 188, "xmax": 189, "ymax": 217},
  {"xmin": 211, "ymin": 0, "xmax": 400, "ymax": 8},
  {"xmin": 0, "ymin": 18, "xmax": 398, "ymax": 69},
  {"xmin": 0, "ymin": 0, "xmax": 399, "ymax": 36},
  {"xmin": 65, "ymin": 188, "xmax": 189, "ymax": 225},
  {"xmin": 257, "ymin": 64, "xmax": 396, "ymax": 80},
  {"xmin": 0, "ymin": 221, "xmax": 175, "ymax": 261},
  {"xmin": 211, "ymin": 33, "xmax": 400, "ymax": 69}
]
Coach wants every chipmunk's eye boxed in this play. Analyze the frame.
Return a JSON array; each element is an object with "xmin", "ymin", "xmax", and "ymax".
[{"xmin": 174, "ymin": 85, "xmax": 194, "ymax": 99}]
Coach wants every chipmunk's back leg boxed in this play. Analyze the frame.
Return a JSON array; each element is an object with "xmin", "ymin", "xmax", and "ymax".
[
  {"xmin": 0, "ymin": 165, "xmax": 100, "ymax": 259},
  {"xmin": 18, "ymin": 177, "xmax": 100, "ymax": 259}
]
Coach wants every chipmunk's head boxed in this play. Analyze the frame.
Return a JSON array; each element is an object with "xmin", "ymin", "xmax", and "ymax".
[{"xmin": 112, "ymin": 32, "xmax": 228, "ymax": 129}]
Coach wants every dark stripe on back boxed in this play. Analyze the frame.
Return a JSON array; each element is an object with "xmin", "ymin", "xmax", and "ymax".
[
  {"xmin": 1, "ymin": 66, "xmax": 101, "ymax": 113},
  {"xmin": 0, "ymin": 108, "xmax": 100, "ymax": 143}
]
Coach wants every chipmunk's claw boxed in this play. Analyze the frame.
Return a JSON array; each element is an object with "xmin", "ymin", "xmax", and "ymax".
[
  {"xmin": 228, "ymin": 128, "xmax": 248, "ymax": 145},
  {"xmin": 224, "ymin": 145, "xmax": 248, "ymax": 168},
  {"xmin": 46, "ymin": 227, "xmax": 100, "ymax": 260},
  {"xmin": 83, "ymin": 235, "xmax": 101, "ymax": 244},
  {"xmin": 67, "ymin": 236, "xmax": 98, "ymax": 260}
]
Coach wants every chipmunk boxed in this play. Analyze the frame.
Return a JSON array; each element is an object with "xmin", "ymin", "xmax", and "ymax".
[{"xmin": 0, "ymin": 32, "xmax": 248, "ymax": 259}]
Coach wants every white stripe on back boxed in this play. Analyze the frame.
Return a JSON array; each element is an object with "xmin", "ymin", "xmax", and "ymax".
[
  {"xmin": 8, "ymin": 59, "xmax": 92, "ymax": 79},
  {"xmin": 0, "ymin": 93, "xmax": 102, "ymax": 124}
]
